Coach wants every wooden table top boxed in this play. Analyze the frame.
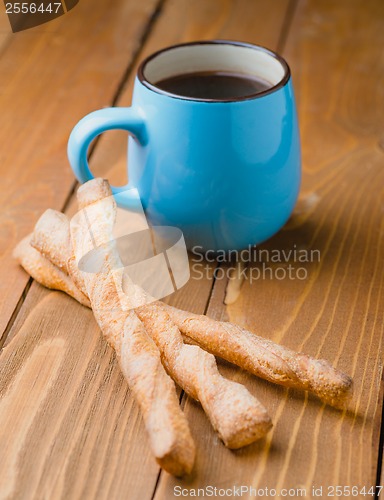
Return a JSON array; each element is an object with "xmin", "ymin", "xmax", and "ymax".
[{"xmin": 0, "ymin": 0, "xmax": 383, "ymax": 498}]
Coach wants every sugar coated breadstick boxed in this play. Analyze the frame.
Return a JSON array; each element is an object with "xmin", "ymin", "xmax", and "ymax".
[
  {"xmin": 24, "ymin": 210, "xmax": 195, "ymax": 476},
  {"xmin": 72, "ymin": 179, "xmax": 272, "ymax": 448},
  {"xmin": 13, "ymin": 235, "xmax": 90, "ymax": 308},
  {"xmin": 166, "ymin": 306, "xmax": 353, "ymax": 409}
]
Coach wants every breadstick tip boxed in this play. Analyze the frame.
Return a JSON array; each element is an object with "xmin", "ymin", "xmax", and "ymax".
[{"xmin": 77, "ymin": 178, "xmax": 112, "ymax": 209}]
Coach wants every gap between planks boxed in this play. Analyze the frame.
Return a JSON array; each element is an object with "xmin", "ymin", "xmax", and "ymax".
[
  {"xmin": 276, "ymin": 0, "xmax": 299, "ymax": 54},
  {"xmin": 374, "ymin": 373, "xmax": 384, "ymax": 499}
]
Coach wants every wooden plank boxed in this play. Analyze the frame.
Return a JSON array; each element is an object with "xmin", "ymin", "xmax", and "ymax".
[
  {"xmin": 157, "ymin": 0, "xmax": 384, "ymax": 496},
  {"xmin": 0, "ymin": 0, "xmax": 160, "ymax": 339}
]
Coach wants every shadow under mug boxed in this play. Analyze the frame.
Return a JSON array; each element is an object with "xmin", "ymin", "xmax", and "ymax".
[{"xmin": 68, "ymin": 40, "xmax": 301, "ymax": 252}]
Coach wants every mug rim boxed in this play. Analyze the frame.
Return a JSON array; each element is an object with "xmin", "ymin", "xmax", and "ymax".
[{"xmin": 137, "ymin": 40, "xmax": 291, "ymax": 103}]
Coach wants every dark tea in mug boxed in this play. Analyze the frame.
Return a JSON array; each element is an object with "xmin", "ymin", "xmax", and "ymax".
[{"xmin": 155, "ymin": 71, "xmax": 272, "ymax": 100}]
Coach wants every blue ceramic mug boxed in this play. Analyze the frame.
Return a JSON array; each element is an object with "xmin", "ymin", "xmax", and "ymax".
[{"xmin": 68, "ymin": 40, "xmax": 301, "ymax": 252}]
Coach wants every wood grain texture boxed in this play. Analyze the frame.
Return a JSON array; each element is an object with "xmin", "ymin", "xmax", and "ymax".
[
  {"xmin": 1, "ymin": 0, "xmax": 383, "ymax": 498},
  {"xmin": 157, "ymin": 0, "xmax": 384, "ymax": 495},
  {"xmin": 0, "ymin": 0, "xmax": 160, "ymax": 339},
  {"xmin": 0, "ymin": 288, "xmax": 162, "ymax": 500}
]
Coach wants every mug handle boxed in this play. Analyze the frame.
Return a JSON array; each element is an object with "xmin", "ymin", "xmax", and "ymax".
[{"xmin": 67, "ymin": 107, "xmax": 147, "ymax": 209}]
